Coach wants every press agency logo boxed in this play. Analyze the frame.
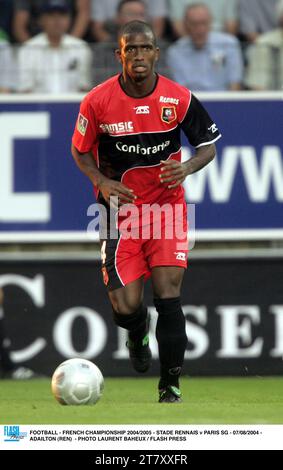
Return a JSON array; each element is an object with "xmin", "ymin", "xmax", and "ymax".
[{"xmin": 3, "ymin": 425, "xmax": 27, "ymax": 442}]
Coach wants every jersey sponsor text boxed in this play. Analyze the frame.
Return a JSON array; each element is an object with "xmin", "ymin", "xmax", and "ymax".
[
  {"xmin": 100, "ymin": 121, "xmax": 134, "ymax": 134},
  {"xmin": 116, "ymin": 140, "xmax": 170, "ymax": 155},
  {"xmin": 160, "ymin": 96, "xmax": 179, "ymax": 105}
]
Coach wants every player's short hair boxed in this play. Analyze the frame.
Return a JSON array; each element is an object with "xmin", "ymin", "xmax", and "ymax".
[{"xmin": 118, "ymin": 20, "xmax": 157, "ymax": 46}]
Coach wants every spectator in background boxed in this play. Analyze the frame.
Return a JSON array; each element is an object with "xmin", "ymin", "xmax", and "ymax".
[
  {"xmin": 94, "ymin": 0, "xmax": 147, "ymax": 42},
  {"xmin": 166, "ymin": 4, "xmax": 243, "ymax": 91},
  {"xmin": 167, "ymin": 0, "xmax": 238, "ymax": 39},
  {"xmin": 245, "ymin": 0, "xmax": 283, "ymax": 90},
  {"xmin": 0, "ymin": 37, "xmax": 15, "ymax": 92},
  {"xmin": 91, "ymin": 0, "xmax": 148, "ymax": 84},
  {"xmin": 13, "ymin": 0, "xmax": 90, "ymax": 44},
  {"xmin": 0, "ymin": 287, "xmax": 37, "ymax": 379},
  {"xmin": 91, "ymin": 0, "xmax": 167, "ymax": 41},
  {"xmin": 238, "ymin": 0, "xmax": 279, "ymax": 44},
  {"xmin": 17, "ymin": 0, "xmax": 92, "ymax": 93}
]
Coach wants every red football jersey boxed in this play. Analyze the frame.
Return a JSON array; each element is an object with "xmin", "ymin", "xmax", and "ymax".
[{"xmin": 72, "ymin": 74, "xmax": 221, "ymax": 205}]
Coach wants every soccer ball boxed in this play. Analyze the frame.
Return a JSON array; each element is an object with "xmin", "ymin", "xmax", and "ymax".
[{"xmin": 51, "ymin": 358, "xmax": 104, "ymax": 405}]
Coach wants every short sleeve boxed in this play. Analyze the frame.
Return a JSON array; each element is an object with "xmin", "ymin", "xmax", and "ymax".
[
  {"xmin": 181, "ymin": 94, "xmax": 221, "ymax": 148},
  {"xmin": 72, "ymin": 95, "xmax": 98, "ymax": 153}
]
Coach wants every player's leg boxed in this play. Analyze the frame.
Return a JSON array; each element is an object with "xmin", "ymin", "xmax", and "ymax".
[
  {"xmin": 109, "ymin": 275, "xmax": 145, "ymax": 337},
  {"xmin": 151, "ymin": 266, "xmax": 188, "ymax": 402},
  {"xmin": 109, "ymin": 277, "xmax": 146, "ymax": 342},
  {"xmin": 109, "ymin": 278, "xmax": 152, "ymax": 372},
  {"xmin": 100, "ymin": 235, "xmax": 152, "ymax": 373}
]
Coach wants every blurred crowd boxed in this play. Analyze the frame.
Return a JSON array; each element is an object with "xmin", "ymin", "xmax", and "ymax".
[{"xmin": 0, "ymin": 0, "xmax": 283, "ymax": 93}]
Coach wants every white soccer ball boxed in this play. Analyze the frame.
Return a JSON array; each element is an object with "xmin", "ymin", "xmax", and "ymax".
[{"xmin": 51, "ymin": 358, "xmax": 104, "ymax": 405}]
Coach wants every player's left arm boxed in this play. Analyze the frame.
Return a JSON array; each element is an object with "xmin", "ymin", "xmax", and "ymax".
[
  {"xmin": 159, "ymin": 144, "xmax": 216, "ymax": 189},
  {"xmin": 160, "ymin": 94, "xmax": 221, "ymax": 189}
]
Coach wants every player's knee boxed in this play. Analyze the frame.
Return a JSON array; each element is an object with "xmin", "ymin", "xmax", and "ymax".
[
  {"xmin": 110, "ymin": 296, "xmax": 141, "ymax": 315},
  {"xmin": 153, "ymin": 280, "xmax": 181, "ymax": 299},
  {"xmin": 114, "ymin": 302, "xmax": 140, "ymax": 315},
  {"xmin": 152, "ymin": 269, "xmax": 183, "ymax": 299}
]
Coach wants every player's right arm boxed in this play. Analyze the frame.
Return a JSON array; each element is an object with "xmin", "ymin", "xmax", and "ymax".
[
  {"xmin": 71, "ymin": 145, "xmax": 136, "ymax": 204},
  {"xmin": 72, "ymin": 95, "xmax": 136, "ymax": 205}
]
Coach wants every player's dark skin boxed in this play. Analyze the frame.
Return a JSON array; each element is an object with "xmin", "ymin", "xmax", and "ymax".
[{"xmin": 72, "ymin": 31, "xmax": 216, "ymax": 314}]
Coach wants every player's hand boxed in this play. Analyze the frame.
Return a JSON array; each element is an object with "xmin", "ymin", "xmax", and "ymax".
[
  {"xmin": 97, "ymin": 177, "xmax": 137, "ymax": 208},
  {"xmin": 159, "ymin": 160, "xmax": 187, "ymax": 189}
]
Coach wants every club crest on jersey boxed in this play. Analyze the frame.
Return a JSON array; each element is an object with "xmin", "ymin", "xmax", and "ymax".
[
  {"xmin": 161, "ymin": 106, "xmax": 177, "ymax": 124},
  {"xmin": 77, "ymin": 113, "xmax": 88, "ymax": 136}
]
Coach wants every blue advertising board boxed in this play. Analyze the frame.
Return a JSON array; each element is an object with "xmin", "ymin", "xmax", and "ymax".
[{"xmin": 0, "ymin": 93, "xmax": 282, "ymax": 241}]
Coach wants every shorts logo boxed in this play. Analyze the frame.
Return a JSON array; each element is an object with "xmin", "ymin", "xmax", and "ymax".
[
  {"xmin": 208, "ymin": 123, "xmax": 218, "ymax": 134},
  {"xmin": 161, "ymin": 106, "xmax": 177, "ymax": 124},
  {"xmin": 134, "ymin": 106, "xmax": 150, "ymax": 114},
  {"xmin": 101, "ymin": 241, "xmax": 106, "ymax": 264},
  {"xmin": 174, "ymin": 252, "xmax": 186, "ymax": 261},
  {"xmin": 77, "ymin": 113, "xmax": 88, "ymax": 136}
]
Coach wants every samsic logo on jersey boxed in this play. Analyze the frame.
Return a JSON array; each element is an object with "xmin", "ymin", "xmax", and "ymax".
[
  {"xmin": 161, "ymin": 106, "xmax": 177, "ymax": 124},
  {"xmin": 100, "ymin": 121, "xmax": 134, "ymax": 134}
]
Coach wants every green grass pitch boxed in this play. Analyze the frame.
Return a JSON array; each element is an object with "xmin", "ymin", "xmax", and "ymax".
[{"xmin": 0, "ymin": 377, "xmax": 283, "ymax": 424}]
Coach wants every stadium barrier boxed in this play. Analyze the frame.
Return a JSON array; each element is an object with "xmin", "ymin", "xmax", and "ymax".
[
  {"xmin": 0, "ymin": 250, "xmax": 282, "ymax": 376},
  {"xmin": 0, "ymin": 92, "xmax": 282, "ymax": 242}
]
